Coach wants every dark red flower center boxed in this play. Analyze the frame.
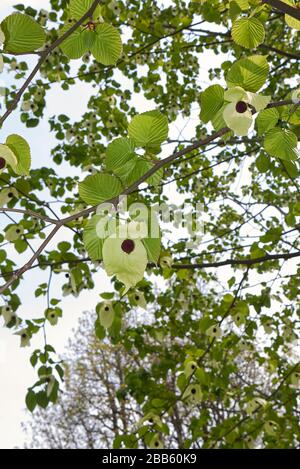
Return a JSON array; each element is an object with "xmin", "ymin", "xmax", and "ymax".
[
  {"xmin": 235, "ymin": 101, "xmax": 248, "ymax": 113},
  {"xmin": 121, "ymin": 239, "xmax": 135, "ymax": 254},
  {"xmin": 0, "ymin": 157, "xmax": 6, "ymax": 169}
]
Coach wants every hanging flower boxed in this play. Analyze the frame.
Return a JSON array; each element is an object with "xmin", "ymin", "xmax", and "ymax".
[
  {"xmin": 182, "ymin": 384, "xmax": 203, "ymax": 406},
  {"xmin": 246, "ymin": 397, "xmax": 266, "ymax": 416},
  {"xmin": 102, "ymin": 222, "xmax": 148, "ymax": 294},
  {"xmin": 139, "ymin": 412, "xmax": 162, "ymax": 427},
  {"xmin": 245, "ymin": 435, "xmax": 255, "ymax": 448},
  {"xmin": 129, "ymin": 290, "xmax": 147, "ymax": 309},
  {"xmin": 184, "ymin": 360, "xmax": 198, "ymax": 378},
  {"xmin": 5, "ymin": 224, "xmax": 24, "ymax": 242},
  {"xmin": 21, "ymin": 100, "xmax": 37, "ymax": 113},
  {"xmin": 148, "ymin": 434, "xmax": 163, "ymax": 449},
  {"xmin": 98, "ymin": 301, "xmax": 115, "ymax": 328},
  {"xmin": 45, "ymin": 308, "xmax": 59, "ymax": 326},
  {"xmin": 0, "ymin": 144, "xmax": 18, "ymax": 174},
  {"xmin": 0, "ymin": 187, "xmax": 18, "ymax": 207},
  {"xmin": 15, "ymin": 328, "xmax": 31, "ymax": 347},
  {"xmin": 291, "ymin": 371, "xmax": 300, "ymax": 388},
  {"xmin": 233, "ymin": 312, "xmax": 246, "ymax": 327},
  {"xmin": 264, "ymin": 420, "xmax": 278, "ymax": 436},
  {"xmin": 1, "ymin": 305, "xmax": 19, "ymax": 327},
  {"xmin": 159, "ymin": 254, "xmax": 172, "ymax": 269},
  {"xmin": 46, "ymin": 375, "xmax": 56, "ymax": 397},
  {"xmin": 223, "ymin": 86, "xmax": 271, "ymax": 136},
  {"xmin": 206, "ymin": 324, "xmax": 221, "ymax": 339}
]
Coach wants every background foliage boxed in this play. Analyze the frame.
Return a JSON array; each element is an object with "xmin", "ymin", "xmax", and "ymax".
[{"xmin": 0, "ymin": 0, "xmax": 299, "ymax": 449}]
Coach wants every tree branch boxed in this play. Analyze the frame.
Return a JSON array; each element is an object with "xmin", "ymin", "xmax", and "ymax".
[
  {"xmin": 0, "ymin": 97, "xmax": 296, "ymax": 292},
  {"xmin": 262, "ymin": 0, "xmax": 300, "ymax": 20},
  {"xmin": 0, "ymin": 207, "xmax": 58, "ymax": 224},
  {"xmin": 171, "ymin": 251, "xmax": 300, "ymax": 269}
]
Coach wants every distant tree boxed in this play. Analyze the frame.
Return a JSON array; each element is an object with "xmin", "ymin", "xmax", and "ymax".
[{"xmin": 24, "ymin": 310, "xmax": 298, "ymax": 449}]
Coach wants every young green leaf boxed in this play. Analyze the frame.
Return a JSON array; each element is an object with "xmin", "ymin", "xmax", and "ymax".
[
  {"xmin": 226, "ymin": 55, "xmax": 269, "ymax": 92},
  {"xmin": 232, "ymin": 17, "xmax": 265, "ymax": 49},
  {"xmin": 128, "ymin": 110, "xmax": 168, "ymax": 148},
  {"xmin": 79, "ymin": 173, "xmax": 122, "ymax": 205},
  {"xmin": 106, "ymin": 137, "xmax": 136, "ymax": 171},
  {"xmin": 264, "ymin": 128, "xmax": 298, "ymax": 161},
  {"xmin": 6, "ymin": 134, "xmax": 31, "ymax": 175},
  {"xmin": 200, "ymin": 85, "xmax": 225, "ymax": 124},
  {"xmin": 1, "ymin": 13, "xmax": 46, "ymax": 53}
]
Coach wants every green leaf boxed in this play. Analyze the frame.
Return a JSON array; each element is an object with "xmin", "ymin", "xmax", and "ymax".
[
  {"xmin": 60, "ymin": 22, "xmax": 122, "ymax": 65},
  {"xmin": 69, "ymin": 0, "xmax": 102, "ymax": 21},
  {"xmin": 255, "ymin": 108, "xmax": 279, "ymax": 136},
  {"xmin": 226, "ymin": 55, "xmax": 269, "ymax": 92},
  {"xmin": 60, "ymin": 23, "xmax": 89, "ymax": 60},
  {"xmin": 142, "ymin": 214, "xmax": 161, "ymax": 263},
  {"xmin": 282, "ymin": 160, "xmax": 298, "ymax": 179},
  {"xmin": 25, "ymin": 390, "xmax": 37, "ymax": 412},
  {"xmin": 232, "ymin": 17, "xmax": 265, "ymax": 49},
  {"xmin": 122, "ymin": 159, "xmax": 163, "ymax": 186},
  {"xmin": 83, "ymin": 215, "xmax": 104, "ymax": 261},
  {"xmin": 128, "ymin": 110, "xmax": 169, "ymax": 148},
  {"xmin": 106, "ymin": 137, "xmax": 136, "ymax": 171},
  {"xmin": 91, "ymin": 23, "xmax": 123, "ymax": 66},
  {"xmin": 256, "ymin": 153, "xmax": 270, "ymax": 172},
  {"xmin": 1, "ymin": 13, "xmax": 46, "ymax": 53},
  {"xmin": 264, "ymin": 128, "xmax": 298, "ymax": 161},
  {"xmin": 200, "ymin": 85, "xmax": 225, "ymax": 124},
  {"xmin": 143, "ymin": 237, "xmax": 161, "ymax": 263},
  {"xmin": 36, "ymin": 390, "xmax": 49, "ymax": 409},
  {"xmin": 79, "ymin": 173, "xmax": 122, "ymax": 205},
  {"xmin": 6, "ymin": 134, "xmax": 31, "ymax": 175}
]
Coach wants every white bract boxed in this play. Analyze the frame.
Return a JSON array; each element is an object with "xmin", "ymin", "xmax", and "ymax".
[
  {"xmin": 223, "ymin": 86, "xmax": 271, "ymax": 136},
  {"xmin": 46, "ymin": 308, "xmax": 59, "ymax": 326},
  {"xmin": 206, "ymin": 324, "xmax": 221, "ymax": 339},
  {"xmin": 184, "ymin": 360, "xmax": 198, "ymax": 378},
  {"xmin": 129, "ymin": 291, "xmax": 147, "ymax": 309},
  {"xmin": 182, "ymin": 384, "xmax": 203, "ymax": 406},
  {"xmin": 15, "ymin": 328, "xmax": 31, "ymax": 347},
  {"xmin": 102, "ymin": 222, "xmax": 148, "ymax": 293},
  {"xmin": 148, "ymin": 434, "xmax": 163, "ymax": 449},
  {"xmin": 159, "ymin": 254, "xmax": 172, "ymax": 269},
  {"xmin": 1, "ymin": 305, "xmax": 19, "ymax": 327},
  {"xmin": 0, "ymin": 187, "xmax": 18, "ymax": 207},
  {"xmin": 98, "ymin": 301, "xmax": 115, "ymax": 328}
]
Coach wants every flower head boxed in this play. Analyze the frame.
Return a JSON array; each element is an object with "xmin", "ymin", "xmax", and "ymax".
[
  {"xmin": 223, "ymin": 86, "xmax": 270, "ymax": 136},
  {"xmin": 45, "ymin": 308, "xmax": 59, "ymax": 326},
  {"xmin": 98, "ymin": 301, "xmax": 115, "ymax": 328},
  {"xmin": 1, "ymin": 305, "xmax": 19, "ymax": 327},
  {"xmin": 148, "ymin": 434, "xmax": 163, "ymax": 449},
  {"xmin": 182, "ymin": 384, "xmax": 203, "ymax": 406},
  {"xmin": 102, "ymin": 222, "xmax": 148, "ymax": 293},
  {"xmin": 15, "ymin": 328, "xmax": 31, "ymax": 347},
  {"xmin": 0, "ymin": 187, "xmax": 18, "ymax": 207},
  {"xmin": 184, "ymin": 360, "xmax": 198, "ymax": 378}
]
